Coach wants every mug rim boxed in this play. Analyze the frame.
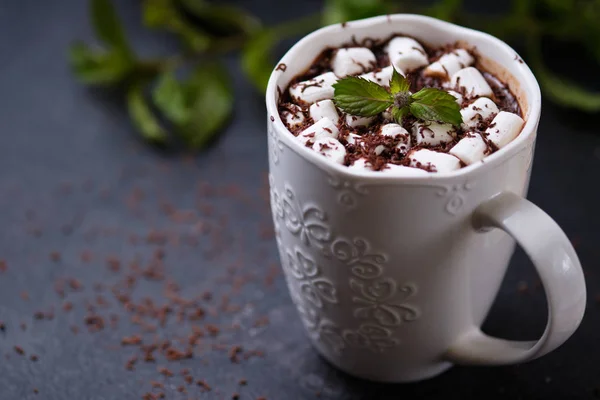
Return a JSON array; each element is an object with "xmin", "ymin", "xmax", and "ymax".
[{"xmin": 265, "ymin": 14, "xmax": 542, "ymax": 183}]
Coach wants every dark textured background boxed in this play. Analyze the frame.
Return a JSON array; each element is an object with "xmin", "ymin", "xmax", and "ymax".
[{"xmin": 1, "ymin": 1, "xmax": 599, "ymax": 399}]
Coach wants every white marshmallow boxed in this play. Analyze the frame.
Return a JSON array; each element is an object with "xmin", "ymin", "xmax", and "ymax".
[
  {"xmin": 380, "ymin": 123, "xmax": 411, "ymax": 154},
  {"xmin": 312, "ymin": 137, "xmax": 346, "ymax": 164},
  {"xmin": 408, "ymin": 149, "xmax": 461, "ymax": 173},
  {"xmin": 382, "ymin": 109, "xmax": 393, "ymax": 121},
  {"xmin": 381, "ymin": 123, "xmax": 409, "ymax": 138},
  {"xmin": 289, "ymin": 72, "xmax": 338, "ymax": 104},
  {"xmin": 348, "ymin": 158, "xmax": 373, "ymax": 172},
  {"xmin": 332, "ymin": 47, "xmax": 377, "ymax": 78},
  {"xmin": 485, "ymin": 111, "xmax": 525, "ymax": 149},
  {"xmin": 281, "ymin": 104, "xmax": 305, "ymax": 129},
  {"xmin": 451, "ymin": 67, "xmax": 493, "ymax": 98},
  {"xmin": 382, "ymin": 164, "xmax": 429, "ymax": 176},
  {"xmin": 460, "ymin": 97, "xmax": 499, "ymax": 130},
  {"xmin": 387, "ymin": 37, "xmax": 429, "ymax": 72},
  {"xmin": 360, "ymin": 66, "xmax": 396, "ymax": 87},
  {"xmin": 345, "ymin": 114, "xmax": 374, "ymax": 128},
  {"xmin": 412, "ymin": 121, "xmax": 456, "ymax": 146},
  {"xmin": 424, "ymin": 49, "xmax": 474, "ymax": 79},
  {"xmin": 448, "ymin": 90, "xmax": 463, "ymax": 105},
  {"xmin": 449, "ymin": 132, "xmax": 488, "ymax": 165},
  {"xmin": 309, "ymin": 99, "xmax": 339, "ymax": 123},
  {"xmin": 297, "ymin": 117, "xmax": 339, "ymax": 145},
  {"xmin": 374, "ymin": 145, "xmax": 386, "ymax": 155},
  {"xmin": 345, "ymin": 133, "xmax": 362, "ymax": 146}
]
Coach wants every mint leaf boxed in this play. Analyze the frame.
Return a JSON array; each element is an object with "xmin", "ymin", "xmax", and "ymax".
[
  {"xmin": 69, "ymin": 42, "xmax": 131, "ymax": 85},
  {"xmin": 333, "ymin": 77, "xmax": 393, "ymax": 116},
  {"xmin": 143, "ymin": 0, "xmax": 210, "ymax": 52},
  {"xmin": 177, "ymin": 62, "xmax": 234, "ymax": 149},
  {"xmin": 127, "ymin": 82, "xmax": 168, "ymax": 144},
  {"xmin": 152, "ymin": 64, "xmax": 233, "ymax": 149},
  {"xmin": 178, "ymin": 0, "xmax": 261, "ymax": 35},
  {"xmin": 389, "ymin": 68, "xmax": 410, "ymax": 94},
  {"xmin": 427, "ymin": 0, "xmax": 464, "ymax": 20},
  {"xmin": 528, "ymin": 36, "xmax": 600, "ymax": 112},
  {"xmin": 90, "ymin": 0, "xmax": 131, "ymax": 56},
  {"xmin": 409, "ymin": 88, "xmax": 462, "ymax": 126},
  {"xmin": 536, "ymin": 64, "xmax": 600, "ymax": 112},
  {"xmin": 242, "ymin": 30, "xmax": 276, "ymax": 93},
  {"xmin": 391, "ymin": 106, "xmax": 409, "ymax": 124},
  {"xmin": 153, "ymin": 72, "xmax": 189, "ymax": 124}
]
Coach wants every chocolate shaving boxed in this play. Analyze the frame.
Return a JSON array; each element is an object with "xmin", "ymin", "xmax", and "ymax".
[{"xmin": 277, "ymin": 34, "xmax": 522, "ymax": 169}]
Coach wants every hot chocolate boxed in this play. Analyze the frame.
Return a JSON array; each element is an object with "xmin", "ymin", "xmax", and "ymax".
[{"xmin": 277, "ymin": 35, "xmax": 524, "ymax": 174}]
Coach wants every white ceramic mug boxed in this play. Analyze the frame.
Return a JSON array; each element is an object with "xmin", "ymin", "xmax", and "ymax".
[{"xmin": 265, "ymin": 14, "xmax": 586, "ymax": 383}]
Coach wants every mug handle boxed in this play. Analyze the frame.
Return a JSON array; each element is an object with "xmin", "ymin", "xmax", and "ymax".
[{"xmin": 444, "ymin": 191, "xmax": 586, "ymax": 365}]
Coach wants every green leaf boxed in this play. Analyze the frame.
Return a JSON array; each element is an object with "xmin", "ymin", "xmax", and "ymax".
[
  {"xmin": 333, "ymin": 77, "xmax": 393, "ymax": 116},
  {"xmin": 178, "ymin": 0, "xmax": 261, "ymax": 35},
  {"xmin": 142, "ymin": 0, "xmax": 210, "ymax": 52},
  {"xmin": 535, "ymin": 62, "xmax": 600, "ymax": 112},
  {"xmin": 409, "ymin": 88, "xmax": 462, "ymax": 126},
  {"xmin": 68, "ymin": 42, "xmax": 131, "ymax": 85},
  {"xmin": 153, "ymin": 72, "xmax": 189, "ymax": 124},
  {"xmin": 242, "ymin": 30, "xmax": 276, "ymax": 93},
  {"xmin": 389, "ymin": 68, "xmax": 410, "ymax": 94},
  {"xmin": 391, "ymin": 107, "xmax": 409, "ymax": 124},
  {"xmin": 426, "ymin": 0, "xmax": 463, "ymax": 21},
  {"xmin": 90, "ymin": 0, "xmax": 131, "ymax": 56},
  {"xmin": 142, "ymin": 0, "xmax": 171, "ymax": 27},
  {"xmin": 528, "ymin": 34, "xmax": 600, "ymax": 112},
  {"xmin": 322, "ymin": 0, "xmax": 390, "ymax": 25},
  {"xmin": 177, "ymin": 63, "xmax": 234, "ymax": 149},
  {"xmin": 541, "ymin": 0, "xmax": 575, "ymax": 13},
  {"xmin": 127, "ymin": 82, "xmax": 168, "ymax": 143}
]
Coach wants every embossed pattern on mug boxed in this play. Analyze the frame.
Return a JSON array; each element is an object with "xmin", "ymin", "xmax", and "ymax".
[
  {"xmin": 327, "ymin": 175, "xmax": 369, "ymax": 210},
  {"xmin": 270, "ymin": 176, "xmax": 420, "ymax": 354}
]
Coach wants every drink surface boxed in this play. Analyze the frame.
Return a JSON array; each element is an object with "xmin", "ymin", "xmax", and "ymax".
[{"xmin": 277, "ymin": 34, "xmax": 525, "ymax": 174}]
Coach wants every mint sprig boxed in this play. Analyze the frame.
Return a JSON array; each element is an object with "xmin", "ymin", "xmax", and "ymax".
[
  {"xmin": 332, "ymin": 68, "xmax": 462, "ymax": 126},
  {"xmin": 331, "ymin": 76, "xmax": 394, "ymax": 116},
  {"xmin": 409, "ymin": 88, "xmax": 463, "ymax": 126}
]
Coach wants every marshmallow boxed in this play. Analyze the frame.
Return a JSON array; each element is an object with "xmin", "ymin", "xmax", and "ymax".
[
  {"xmin": 345, "ymin": 114, "xmax": 374, "ymax": 128},
  {"xmin": 408, "ymin": 149, "xmax": 461, "ymax": 173},
  {"xmin": 348, "ymin": 158, "xmax": 373, "ymax": 172},
  {"xmin": 360, "ymin": 66, "xmax": 396, "ymax": 87},
  {"xmin": 412, "ymin": 121, "xmax": 456, "ymax": 146},
  {"xmin": 312, "ymin": 137, "xmax": 346, "ymax": 164},
  {"xmin": 451, "ymin": 67, "xmax": 493, "ymax": 98},
  {"xmin": 297, "ymin": 117, "xmax": 339, "ymax": 145},
  {"xmin": 449, "ymin": 132, "xmax": 488, "ymax": 165},
  {"xmin": 383, "ymin": 164, "xmax": 429, "ymax": 176},
  {"xmin": 332, "ymin": 47, "xmax": 377, "ymax": 78},
  {"xmin": 460, "ymin": 97, "xmax": 499, "ymax": 130},
  {"xmin": 345, "ymin": 133, "xmax": 362, "ymax": 146},
  {"xmin": 382, "ymin": 109, "xmax": 394, "ymax": 121},
  {"xmin": 485, "ymin": 111, "xmax": 525, "ymax": 149},
  {"xmin": 387, "ymin": 37, "xmax": 429, "ymax": 72},
  {"xmin": 309, "ymin": 99, "xmax": 339, "ymax": 123},
  {"xmin": 289, "ymin": 72, "xmax": 338, "ymax": 104},
  {"xmin": 448, "ymin": 90, "xmax": 464, "ymax": 105},
  {"xmin": 424, "ymin": 49, "xmax": 474, "ymax": 79},
  {"xmin": 380, "ymin": 123, "xmax": 411, "ymax": 154},
  {"xmin": 281, "ymin": 104, "xmax": 305, "ymax": 129}
]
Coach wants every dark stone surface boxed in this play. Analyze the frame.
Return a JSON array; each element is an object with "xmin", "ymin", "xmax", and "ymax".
[{"xmin": 0, "ymin": 1, "xmax": 599, "ymax": 399}]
